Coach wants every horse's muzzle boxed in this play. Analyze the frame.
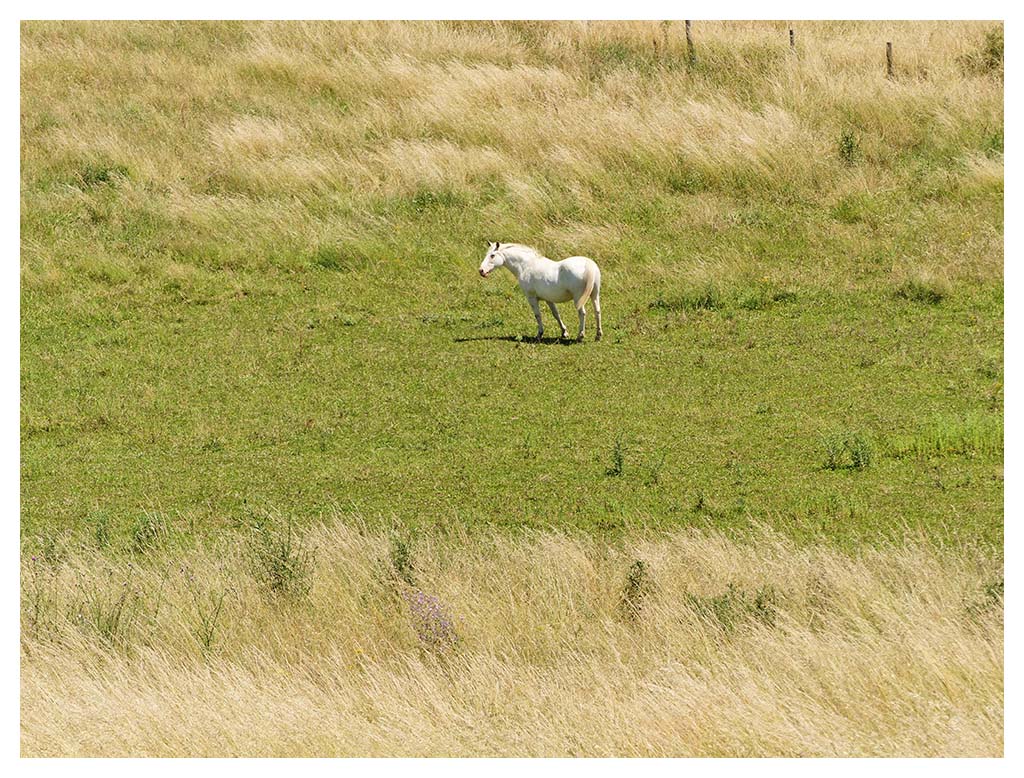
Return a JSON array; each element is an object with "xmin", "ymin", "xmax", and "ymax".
[{"xmin": 479, "ymin": 269, "xmax": 489, "ymax": 278}]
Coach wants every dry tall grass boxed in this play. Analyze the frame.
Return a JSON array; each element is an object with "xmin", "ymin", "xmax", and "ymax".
[
  {"xmin": 21, "ymin": 522, "xmax": 1002, "ymax": 757},
  {"xmin": 21, "ymin": 20, "xmax": 1003, "ymax": 288}
]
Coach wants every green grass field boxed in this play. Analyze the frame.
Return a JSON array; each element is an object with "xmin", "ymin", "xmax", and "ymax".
[
  {"xmin": 19, "ymin": 20, "xmax": 1004, "ymax": 757},
  {"xmin": 21, "ymin": 21, "xmax": 1003, "ymax": 549}
]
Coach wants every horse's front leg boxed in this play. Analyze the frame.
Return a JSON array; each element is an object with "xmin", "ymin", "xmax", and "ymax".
[
  {"xmin": 527, "ymin": 295, "xmax": 544, "ymax": 342},
  {"xmin": 546, "ymin": 301, "xmax": 569, "ymax": 339}
]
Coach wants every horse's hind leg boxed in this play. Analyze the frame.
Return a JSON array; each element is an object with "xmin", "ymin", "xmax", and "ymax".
[
  {"xmin": 592, "ymin": 290, "xmax": 602, "ymax": 341},
  {"xmin": 575, "ymin": 302, "xmax": 586, "ymax": 341},
  {"xmin": 546, "ymin": 301, "xmax": 569, "ymax": 339}
]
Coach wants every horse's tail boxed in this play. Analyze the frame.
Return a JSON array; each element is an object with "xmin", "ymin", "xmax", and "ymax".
[{"xmin": 578, "ymin": 260, "xmax": 598, "ymax": 308}]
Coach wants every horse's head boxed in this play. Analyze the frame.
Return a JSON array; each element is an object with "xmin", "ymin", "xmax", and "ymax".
[{"xmin": 479, "ymin": 241, "xmax": 504, "ymax": 278}]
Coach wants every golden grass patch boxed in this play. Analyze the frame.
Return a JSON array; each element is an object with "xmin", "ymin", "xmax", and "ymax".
[{"xmin": 21, "ymin": 523, "xmax": 1002, "ymax": 757}]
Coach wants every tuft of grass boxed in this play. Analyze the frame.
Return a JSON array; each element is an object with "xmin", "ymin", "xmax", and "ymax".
[
  {"xmin": 693, "ymin": 490, "xmax": 708, "ymax": 514},
  {"xmin": 888, "ymin": 414, "xmax": 1002, "ymax": 460},
  {"xmin": 649, "ymin": 283, "xmax": 722, "ymax": 313},
  {"xmin": 308, "ymin": 244, "xmax": 373, "ymax": 273},
  {"xmin": 409, "ymin": 186, "xmax": 466, "ymax": 213},
  {"xmin": 665, "ymin": 166, "xmax": 708, "ymax": 194},
  {"xmin": 77, "ymin": 161, "xmax": 130, "ymax": 188},
  {"xmin": 90, "ymin": 511, "xmax": 112, "ymax": 549},
  {"xmin": 822, "ymin": 435, "xmax": 845, "ymax": 471},
  {"xmin": 644, "ymin": 453, "xmax": 667, "ymax": 486},
  {"xmin": 895, "ymin": 273, "xmax": 950, "ymax": 304},
  {"xmin": 830, "ymin": 193, "xmax": 870, "ymax": 224},
  {"xmin": 847, "ymin": 434, "xmax": 873, "ymax": 470}
]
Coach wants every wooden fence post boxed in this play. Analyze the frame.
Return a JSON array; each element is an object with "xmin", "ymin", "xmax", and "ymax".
[
  {"xmin": 685, "ymin": 20, "xmax": 696, "ymax": 65},
  {"xmin": 886, "ymin": 41, "xmax": 894, "ymax": 78}
]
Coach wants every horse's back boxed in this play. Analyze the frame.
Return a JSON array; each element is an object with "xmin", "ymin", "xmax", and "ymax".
[{"xmin": 558, "ymin": 255, "xmax": 595, "ymax": 277}]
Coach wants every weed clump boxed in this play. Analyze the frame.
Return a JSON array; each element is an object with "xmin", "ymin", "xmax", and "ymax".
[
  {"xmin": 682, "ymin": 284, "xmax": 722, "ymax": 311},
  {"xmin": 130, "ymin": 512, "xmax": 168, "ymax": 553},
  {"xmin": 665, "ymin": 166, "xmax": 708, "ymax": 195},
  {"xmin": 822, "ymin": 432, "xmax": 874, "ymax": 470},
  {"xmin": 191, "ymin": 587, "xmax": 228, "ymax": 654},
  {"xmin": 685, "ymin": 583, "xmax": 778, "ymax": 631},
  {"xmin": 847, "ymin": 434, "xmax": 873, "ymax": 469},
  {"xmin": 389, "ymin": 534, "xmax": 416, "ymax": 586},
  {"xmin": 22, "ymin": 553, "xmax": 58, "ymax": 634},
  {"xmin": 311, "ymin": 245, "xmax": 365, "ymax": 272},
  {"xmin": 960, "ymin": 28, "xmax": 1003, "ymax": 76},
  {"xmin": 73, "ymin": 574, "xmax": 145, "ymax": 649},
  {"xmin": 77, "ymin": 161, "xmax": 130, "ymax": 187},
  {"xmin": 648, "ymin": 283, "xmax": 722, "ymax": 313},
  {"xmin": 605, "ymin": 434, "xmax": 626, "ymax": 476},
  {"xmin": 244, "ymin": 516, "xmax": 315, "ymax": 597},
  {"xmin": 965, "ymin": 578, "xmax": 1004, "ymax": 620},
  {"xmin": 90, "ymin": 510, "xmax": 112, "ymax": 549},
  {"xmin": 838, "ymin": 130, "xmax": 860, "ymax": 165},
  {"xmin": 693, "ymin": 490, "xmax": 708, "ymax": 513},
  {"xmin": 619, "ymin": 559, "xmax": 652, "ymax": 620}
]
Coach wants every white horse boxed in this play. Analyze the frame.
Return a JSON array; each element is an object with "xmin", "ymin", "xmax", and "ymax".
[{"xmin": 478, "ymin": 242, "xmax": 602, "ymax": 342}]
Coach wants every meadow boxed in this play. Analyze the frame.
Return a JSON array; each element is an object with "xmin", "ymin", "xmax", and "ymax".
[{"xmin": 20, "ymin": 20, "xmax": 1003, "ymax": 756}]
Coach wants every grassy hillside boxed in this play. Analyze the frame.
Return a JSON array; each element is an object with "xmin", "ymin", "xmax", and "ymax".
[
  {"xmin": 20, "ymin": 21, "xmax": 1004, "ymax": 758},
  {"xmin": 21, "ymin": 20, "xmax": 1003, "ymax": 547}
]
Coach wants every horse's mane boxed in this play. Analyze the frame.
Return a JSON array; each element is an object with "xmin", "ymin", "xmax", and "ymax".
[{"xmin": 501, "ymin": 243, "xmax": 545, "ymax": 260}]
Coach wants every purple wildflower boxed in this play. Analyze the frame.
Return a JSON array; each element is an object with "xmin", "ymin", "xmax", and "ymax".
[{"xmin": 403, "ymin": 589, "xmax": 458, "ymax": 652}]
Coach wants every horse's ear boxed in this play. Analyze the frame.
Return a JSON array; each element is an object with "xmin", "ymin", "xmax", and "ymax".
[{"xmin": 495, "ymin": 241, "xmax": 500, "ymax": 249}]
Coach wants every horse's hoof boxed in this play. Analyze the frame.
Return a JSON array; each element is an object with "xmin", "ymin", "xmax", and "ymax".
[{"xmin": 596, "ymin": 332, "xmax": 603, "ymax": 341}]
